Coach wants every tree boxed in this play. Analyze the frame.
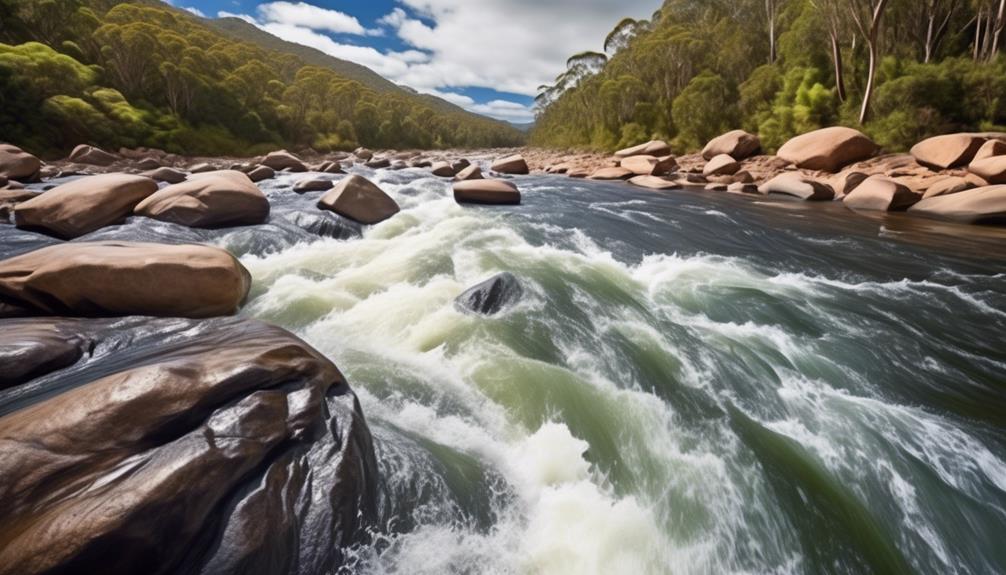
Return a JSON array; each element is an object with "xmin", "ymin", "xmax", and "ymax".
[{"xmin": 848, "ymin": 0, "xmax": 891, "ymax": 124}]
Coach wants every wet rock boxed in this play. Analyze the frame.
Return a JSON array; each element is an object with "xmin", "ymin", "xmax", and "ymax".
[
  {"xmin": 704, "ymin": 182, "xmax": 728, "ymax": 192},
  {"xmin": 455, "ymin": 272, "xmax": 523, "ymax": 315},
  {"xmin": 727, "ymin": 182, "xmax": 760, "ymax": 194},
  {"xmin": 135, "ymin": 170, "xmax": 269, "ymax": 228},
  {"xmin": 317, "ymin": 174, "xmax": 400, "ymax": 225},
  {"xmin": 0, "ymin": 316, "xmax": 377, "ymax": 575},
  {"xmin": 910, "ymin": 134, "xmax": 986, "ymax": 170},
  {"xmin": 0, "ymin": 189, "xmax": 39, "ymax": 223},
  {"xmin": 248, "ymin": 165, "xmax": 276, "ymax": 183},
  {"xmin": 15, "ymin": 173, "xmax": 158, "ymax": 239},
  {"xmin": 615, "ymin": 140, "xmax": 671, "ymax": 159},
  {"xmin": 409, "ymin": 158, "xmax": 432, "ymax": 169},
  {"xmin": 282, "ymin": 210, "xmax": 363, "ymax": 240},
  {"xmin": 141, "ymin": 167, "xmax": 187, "ymax": 184},
  {"xmin": 843, "ymin": 175, "xmax": 920, "ymax": 211},
  {"xmin": 452, "ymin": 159, "xmax": 471, "ymax": 173},
  {"xmin": 777, "ymin": 127, "xmax": 878, "ymax": 172},
  {"xmin": 628, "ymin": 176, "xmax": 681, "ymax": 190},
  {"xmin": 68, "ymin": 144, "xmax": 117, "ymax": 167},
  {"xmin": 0, "ymin": 242, "xmax": 250, "ymax": 318},
  {"xmin": 703, "ymin": 154, "xmax": 741, "ymax": 177},
  {"xmin": 491, "ymin": 154, "xmax": 529, "ymax": 175},
  {"xmin": 702, "ymin": 130, "xmax": 761, "ymax": 161},
  {"xmin": 294, "ymin": 178, "xmax": 334, "ymax": 193},
  {"xmin": 968, "ymin": 156, "xmax": 1006, "ymax": 184},
  {"xmin": 0, "ymin": 318, "xmax": 92, "ymax": 389},
  {"xmin": 314, "ymin": 161, "xmax": 344, "ymax": 174},
  {"xmin": 909, "ymin": 185, "xmax": 1006, "ymax": 224},
  {"xmin": 366, "ymin": 157, "xmax": 391, "ymax": 169},
  {"xmin": 589, "ymin": 167, "xmax": 634, "ymax": 180},
  {"xmin": 757, "ymin": 173, "xmax": 835, "ymax": 201},
  {"xmin": 455, "ymin": 165, "xmax": 483, "ymax": 181},
  {"xmin": 621, "ymin": 155, "xmax": 677, "ymax": 176},
  {"xmin": 0, "ymin": 143, "xmax": 41, "ymax": 181},
  {"xmin": 262, "ymin": 150, "xmax": 307, "ymax": 173},
  {"xmin": 354, "ymin": 147, "xmax": 374, "ymax": 161},
  {"xmin": 453, "ymin": 179, "xmax": 521, "ymax": 205},
  {"xmin": 431, "ymin": 161, "xmax": 455, "ymax": 177}
]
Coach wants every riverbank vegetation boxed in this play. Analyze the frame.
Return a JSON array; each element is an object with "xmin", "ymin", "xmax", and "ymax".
[
  {"xmin": 0, "ymin": 0, "xmax": 524, "ymax": 157},
  {"xmin": 531, "ymin": 0, "xmax": 1006, "ymax": 153}
]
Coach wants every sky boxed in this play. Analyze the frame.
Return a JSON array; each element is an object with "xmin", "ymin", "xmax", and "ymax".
[{"xmin": 166, "ymin": 0, "xmax": 662, "ymax": 123}]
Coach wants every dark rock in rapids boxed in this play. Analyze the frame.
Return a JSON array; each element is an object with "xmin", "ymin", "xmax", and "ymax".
[
  {"xmin": 455, "ymin": 272, "xmax": 524, "ymax": 315},
  {"xmin": 0, "ymin": 316, "xmax": 379, "ymax": 575}
]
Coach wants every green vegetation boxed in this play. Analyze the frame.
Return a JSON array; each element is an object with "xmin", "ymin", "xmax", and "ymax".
[
  {"xmin": 0, "ymin": 0, "xmax": 524, "ymax": 157},
  {"xmin": 531, "ymin": 0, "xmax": 1006, "ymax": 153}
]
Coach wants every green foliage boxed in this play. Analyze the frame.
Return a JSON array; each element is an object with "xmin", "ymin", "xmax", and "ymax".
[
  {"xmin": 0, "ymin": 0, "xmax": 524, "ymax": 156},
  {"xmin": 671, "ymin": 72, "xmax": 738, "ymax": 151}
]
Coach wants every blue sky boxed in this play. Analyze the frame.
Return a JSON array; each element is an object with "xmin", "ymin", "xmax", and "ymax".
[{"xmin": 169, "ymin": 0, "xmax": 661, "ymax": 123}]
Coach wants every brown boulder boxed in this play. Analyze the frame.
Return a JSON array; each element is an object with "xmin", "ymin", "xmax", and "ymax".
[
  {"xmin": 757, "ymin": 173, "xmax": 835, "ymax": 201},
  {"xmin": 0, "ymin": 189, "xmax": 38, "ymax": 222},
  {"xmin": 910, "ymin": 134, "xmax": 986, "ymax": 169},
  {"xmin": 14, "ymin": 174, "xmax": 157, "ymax": 239},
  {"xmin": 141, "ymin": 166, "xmax": 187, "ymax": 184},
  {"xmin": 628, "ymin": 176, "xmax": 681, "ymax": 190},
  {"xmin": 491, "ymin": 154, "xmax": 529, "ymax": 175},
  {"xmin": 922, "ymin": 176, "xmax": 978, "ymax": 199},
  {"xmin": 843, "ymin": 176, "xmax": 919, "ymax": 211},
  {"xmin": 589, "ymin": 167, "xmax": 634, "ymax": 180},
  {"xmin": 0, "ymin": 242, "xmax": 250, "ymax": 318},
  {"xmin": 909, "ymin": 185, "xmax": 1006, "ymax": 223},
  {"xmin": 703, "ymin": 154, "xmax": 741, "ymax": 177},
  {"xmin": 366, "ymin": 157, "xmax": 391, "ymax": 169},
  {"xmin": 702, "ymin": 130, "xmax": 761, "ymax": 161},
  {"xmin": 727, "ymin": 182, "xmax": 760, "ymax": 194},
  {"xmin": 294, "ymin": 178, "xmax": 334, "ymax": 193},
  {"xmin": 261, "ymin": 150, "xmax": 307, "ymax": 172},
  {"xmin": 455, "ymin": 164, "xmax": 483, "ymax": 181},
  {"xmin": 971, "ymin": 139, "xmax": 1006, "ymax": 164},
  {"xmin": 615, "ymin": 140, "xmax": 671, "ymax": 159},
  {"xmin": 968, "ymin": 156, "xmax": 1006, "ymax": 184},
  {"xmin": 431, "ymin": 161, "xmax": 455, "ymax": 177},
  {"xmin": 189, "ymin": 162, "xmax": 217, "ymax": 174},
  {"xmin": 453, "ymin": 179, "xmax": 521, "ymax": 205},
  {"xmin": 317, "ymin": 174, "xmax": 400, "ymax": 224},
  {"xmin": 0, "ymin": 143, "xmax": 41, "ymax": 181},
  {"xmin": 621, "ymin": 155, "xmax": 678, "ymax": 176},
  {"xmin": 354, "ymin": 147, "xmax": 374, "ymax": 161},
  {"xmin": 134, "ymin": 170, "xmax": 269, "ymax": 228},
  {"xmin": 777, "ymin": 127, "xmax": 878, "ymax": 172},
  {"xmin": 68, "ymin": 144, "xmax": 117, "ymax": 166},
  {"xmin": 136, "ymin": 157, "xmax": 161, "ymax": 170},
  {"xmin": 248, "ymin": 165, "xmax": 276, "ymax": 182}
]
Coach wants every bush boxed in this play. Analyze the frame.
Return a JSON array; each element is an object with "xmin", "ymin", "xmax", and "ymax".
[{"xmin": 671, "ymin": 72, "xmax": 738, "ymax": 151}]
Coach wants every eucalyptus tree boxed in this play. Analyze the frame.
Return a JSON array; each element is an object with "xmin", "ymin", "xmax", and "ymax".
[{"xmin": 848, "ymin": 0, "xmax": 891, "ymax": 124}]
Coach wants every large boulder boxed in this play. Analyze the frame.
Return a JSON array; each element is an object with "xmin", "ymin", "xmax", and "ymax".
[
  {"xmin": 14, "ymin": 174, "xmax": 157, "ymax": 239},
  {"xmin": 909, "ymin": 185, "xmax": 1006, "ymax": 224},
  {"xmin": 0, "ymin": 315, "xmax": 377, "ymax": 575},
  {"xmin": 968, "ymin": 156, "xmax": 1006, "ymax": 184},
  {"xmin": 843, "ymin": 175, "xmax": 919, "ymax": 211},
  {"xmin": 261, "ymin": 150, "xmax": 307, "ymax": 172},
  {"xmin": 589, "ymin": 167, "xmax": 634, "ymax": 180},
  {"xmin": 455, "ymin": 272, "xmax": 523, "ymax": 315},
  {"xmin": 971, "ymin": 139, "xmax": 1006, "ymax": 164},
  {"xmin": 317, "ymin": 174, "xmax": 400, "ymax": 224},
  {"xmin": 702, "ymin": 130, "xmax": 761, "ymax": 161},
  {"xmin": 0, "ymin": 144, "xmax": 41, "ymax": 181},
  {"xmin": 615, "ymin": 140, "xmax": 671, "ymax": 158},
  {"xmin": 910, "ymin": 134, "xmax": 987, "ymax": 169},
  {"xmin": 703, "ymin": 154, "xmax": 741, "ymax": 177},
  {"xmin": 68, "ymin": 144, "xmax": 117, "ymax": 166},
  {"xmin": 453, "ymin": 179, "xmax": 521, "ymax": 205},
  {"xmin": 777, "ymin": 127, "xmax": 878, "ymax": 172},
  {"xmin": 621, "ymin": 155, "xmax": 677, "ymax": 176},
  {"xmin": 134, "ymin": 170, "xmax": 269, "ymax": 228},
  {"xmin": 0, "ymin": 242, "xmax": 250, "ymax": 318},
  {"xmin": 247, "ymin": 165, "xmax": 276, "ymax": 182},
  {"xmin": 491, "ymin": 154, "xmax": 529, "ymax": 175},
  {"xmin": 757, "ymin": 173, "xmax": 835, "ymax": 201}
]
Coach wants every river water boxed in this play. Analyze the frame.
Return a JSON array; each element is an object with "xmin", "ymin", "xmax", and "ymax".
[{"xmin": 229, "ymin": 166, "xmax": 1006, "ymax": 575}]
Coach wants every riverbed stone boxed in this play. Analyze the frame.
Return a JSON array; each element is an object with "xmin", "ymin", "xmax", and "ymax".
[
  {"xmin": 629, "ymin": 175, "xmax": 681, "ymax": 190},
  {"xmin": 453, "ymin": 179, "xmax": 521, "ymax": 205},
  {"xmin": 455, "ymin": 272, "xmax": 523, "ymax": 315},
  {"xmin": 366, "ymin": 157, "xmax": 391, "ymax": 169},
  {"xmin": 843, "ymin": 175, "xmax": 920, "ymax": 211},
  {"xmin": 455, "ymin": 164, "xmax": 483, "ymax": 181},
  {"xmin": 777, "ymin": 127, "xmax": 878, "ymax": 172},
  {"xmin": 491, "ymin": 154, "xmax": 530, "ymax": 175},
  {"xmin": 968, "ymin": 156, "xmax": 1006, "ymax": 184},
  {"xmin": 431, "ymin": 161, "xmax": 455, "ymax": 177},
  {"xmin": 294, "ymin": 178, "xmax": 334, "ymax": 193},
  {"xmin": 758, "ymin": 173, "xmax": 835, "ymax": 201},
  {"xmin": 615, "ymin": 140, "xmax": 671, "ymax": 158},
  {"xmin": 248, "ymin": 165, "xmax": 276, "ymax": 182},
  {"xmin": 911, "ymin": 134, "xmax": 987, "ymax": 170},
  {"xmin": 14, "ymin": 173, "xmax": 158, "ymax": 239},
  {"xmin": 317, "ymin": 174, "xmax": 400, "ymax": 224},
  {"xmin": 0, "ymin": 190, "xmax": 38, "ymax": 222},
  {"xmin": 134, "ymin": 170, "xmax": 269, "ymax": 228},
  {"xmin": 703, "ymin": 154, "xmax": 741, "ymax": 177},
  {"xmin": 971, "ymin": 139, "xmax": 1006, "ymax": 164},
  {"xmin": 0, "ymin": 144, "xmax": 41, "ymax": 181},
  {"xmin": 141, "ymin": 166, "xmax": 187, "ymax": 184},
  {"xmin": 702, "ymin": 130, "xmax": 761, "ymax": 160},
  {"xmin": 909, "ymin": 185, "xmax": 1006, "ymax": 223},
  {"xmin": 68, "ymin": 144, "xmax": 117, "ymax": 166},
  {"xmin": 262, "ymin": 150, "xmax": 307, "ymax": 172},
  {"xmin": 922, "ymin": 176, "xmax": 977, "ymax": 199},
  {"xmin": 621, "ymin": 155, "xmax": 677, "ymax": 176},
  {"xmin": 589, "ymin": 167, "xmax": 634, "ymax": 180},
  {"xmin": 0, "ymin": 242, "xmax": 250, "ymax": 318}
]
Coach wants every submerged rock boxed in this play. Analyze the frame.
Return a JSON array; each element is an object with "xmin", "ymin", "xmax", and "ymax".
[
  {"xmin": 702, "ymin": 130, "xmax": 761, "ymax": 161},
  {"xmin": 777, "ymin": 127, "xmax": 878, "ymax": 172},
  {"xmin": 0, "ymin": 315, "xmax": 378, "ymax": 575},
  {"xmin": 0, "ymin": 143, "xmax": 41, "ymax": 181},
  {"xmin": 455, "ymin": 272, "xmax": 524, "ymax": 315},
  {"xmin": 15, "ymin": 173, "xmax": 158, "ymax": 239},
  {"xmin": 135, "ymin": 170, "xmax": 269, "ymax": 228},
  {"xmin": 317, "ymin": 174, "xmax": 400, "ymax": 224},
  {"xmin": 0, "ymin": 242, "xmax": 250, "ymax": 318},
  {"xmin": 453, "ymin": 179, "xmax": 521, "ymax": 205}
]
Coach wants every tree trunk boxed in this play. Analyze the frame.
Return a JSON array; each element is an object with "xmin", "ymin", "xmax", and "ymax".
[
  {"xmin": 767, "ymin": 0, "xmax": 777, "ymax": 63},
  {"xmin": 991, "ymin": 0, "xmax": 1005, "ymax": 59},
  {"xmin": 859, "ymin": 40, "xmax": 878, "ymax": 124},
  {"xmin": 831, "ymin": 31, "xmax": 847, "ymax": 101}
]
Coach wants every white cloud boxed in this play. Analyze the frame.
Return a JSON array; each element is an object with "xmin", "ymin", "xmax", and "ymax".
[
  {"xmin": 183, "ymin": 6, "xmax": 205, "ymax": 17},
  {"xmin": 255, "ymin": 1, "xmax": 380, "ymax": 36},
  {"xmin": 217, "ymin": 10, "xmax": 257, "ymax": 24}
]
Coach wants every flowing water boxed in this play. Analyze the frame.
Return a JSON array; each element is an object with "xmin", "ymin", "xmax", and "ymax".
[{"xmin": 230, "ymin": 166, "xmax": 1006, "ymax": 575}]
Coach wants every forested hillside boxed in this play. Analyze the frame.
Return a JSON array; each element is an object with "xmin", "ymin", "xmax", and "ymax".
[
  {"xmin": 0, "ymin": 0, "xmax": 524, "ymax": 157},
  {"xmin": 531, "ymin": 0, "xmax": 1006, "ymax": 153}
]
